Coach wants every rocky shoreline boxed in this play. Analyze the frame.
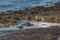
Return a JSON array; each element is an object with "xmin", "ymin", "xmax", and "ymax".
[{"xmin": 0, "ymin": 2, "xmax": 60, "ymax": 28}]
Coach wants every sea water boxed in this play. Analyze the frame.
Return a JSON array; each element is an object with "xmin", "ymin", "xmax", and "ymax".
[{"xmin": 0, "ymin": 0, "xmax": 60, "ymax": 12}]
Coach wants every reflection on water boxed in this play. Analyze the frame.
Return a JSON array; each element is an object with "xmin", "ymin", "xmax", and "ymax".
[{"xmin": 0, "ymin": 20, "xmax": 60, "ymax": 30}]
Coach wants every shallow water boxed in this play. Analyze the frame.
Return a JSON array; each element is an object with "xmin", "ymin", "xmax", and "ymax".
[
  {"xmin": 0, "ymin": 20, "xmax": 60, "ymax": 30},
  {"xmin": 0, "ymin": 0, "xmax": 60, "ymax": 12}
]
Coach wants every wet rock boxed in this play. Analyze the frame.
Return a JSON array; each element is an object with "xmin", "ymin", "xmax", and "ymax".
[
  {"xmin": 0, "ymin": 23, "xmax": 5, "ymax": 28},
  {"xmin": 17, "ymin": 26, "xmax": 24, "ymax": 29},
  {"xmin": 6, "ymin": 36, "xmax": 18, "ymax": 40},
  {"xmin": 0, "ymin": 20, "xmax": 18, "ymax": 28},
  {"xmin": 0, "ymin": 27, "xmax": 60, "ymax": 40},
  {"xmin": 23, "ymin": 22, "xmax": 34, "ymax": 26},
  {"xmin": 50, "ymin": 26, "xmax": 60, "ymax": 28},
  {"xmin": 37, "ymin": 19, "xmax": 41, "ymax": 21}
]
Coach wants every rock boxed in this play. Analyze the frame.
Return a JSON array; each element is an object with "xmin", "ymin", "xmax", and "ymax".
[
  {"xmin": 23, "ymin": 22, "xmax": 34, "ymax": 26},
  {"xmin": 37, "ymin": 19, "xmax": 41, "ymax": 21},
  {"xmin": 0, "ymin": 23, "xmax": 5, "ymax": 28},
  {"xmin": 50, "ymin": 26, "xmax": 60, "ymax": 28},
  {"xmin": 17, "ymin": 26, "xmax": 24, "ymax": 29}
]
